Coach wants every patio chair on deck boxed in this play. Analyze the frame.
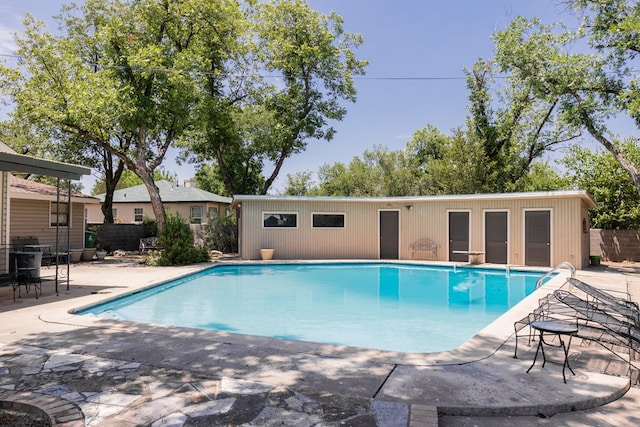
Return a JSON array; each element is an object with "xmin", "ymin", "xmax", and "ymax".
[
  {"xmin": 553, "ymin": 289, "xmax": 640, "ymax": 370},
  {"xmin": 12, "ymin": 251, "xmax": 42, "ymax": 301},
  {"xmin": 567, "ymin": 277, "xmax": 639, "ymax": 325}
]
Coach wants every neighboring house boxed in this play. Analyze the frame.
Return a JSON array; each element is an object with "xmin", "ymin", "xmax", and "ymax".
[
  {"xmin": 0, "ymin": 141, "xmax": 91, "ymax": 275},
  {"xmin": 86, "ymin": 180, "xmax": 232, "ymax": 226},
  {"xmin": 10, "ymin": 175, "xmax": 100, "ymax": 250},
  {"xmin": 232, "ymin": 191, "xmax": 596, "ymax": 269}
]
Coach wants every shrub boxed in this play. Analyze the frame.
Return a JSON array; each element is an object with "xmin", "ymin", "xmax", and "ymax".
[
  {"xmin": 154, "ymin": 213, "xmax": 210, "ymax": 266},
  {"xmin": 142, "ymin": 216, "xmax": 158, "ymax": 237},
  {"xmin": 203, "ymin": 214, "xmax": 238, "ymax": 253}
]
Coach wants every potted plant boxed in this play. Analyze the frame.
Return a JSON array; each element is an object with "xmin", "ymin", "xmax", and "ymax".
[{"xmin": 95, "ymin": 245, "xmax": 107, "ymax": 261}]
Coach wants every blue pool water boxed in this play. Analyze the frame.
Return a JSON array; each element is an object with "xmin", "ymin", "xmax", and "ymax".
[{"xmin": 77, "ymin": 263, "xmax": 544, "ymax": 353}]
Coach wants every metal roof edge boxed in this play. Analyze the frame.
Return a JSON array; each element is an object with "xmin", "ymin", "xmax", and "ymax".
[
  {"xmin": 232, "ymin": 190, "xmax": 597, "ymax": 208},
  {"xmin": 0, "ymin": 152, "xmax": 90, "ymax": 180}
]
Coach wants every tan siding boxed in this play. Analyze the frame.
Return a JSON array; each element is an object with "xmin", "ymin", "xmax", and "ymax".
[
  {"xmin": 242, "ymin": 200, "xmax": 382, "ymax": 260},
  {"xmin": 10, "ymin": 199, "xmax": 85, "ymax": 249},
  {"xmin": 239, "ymin": 194, "xmax": 591, "ymax": 268}
]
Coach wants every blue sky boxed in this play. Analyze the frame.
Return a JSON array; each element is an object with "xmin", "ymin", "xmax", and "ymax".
[{"xmin": 0, "ymin": 0, "xmax": 582, "ymax": 193}]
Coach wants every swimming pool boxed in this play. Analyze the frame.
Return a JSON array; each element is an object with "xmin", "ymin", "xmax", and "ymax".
[{"xmin": 77, "ymin": 263, "xmax": 544, "ymax": 353}]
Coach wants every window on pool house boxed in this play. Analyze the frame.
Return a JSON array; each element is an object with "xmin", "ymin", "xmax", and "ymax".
[
  {"xmin": 312, "ymin": 213, "xmax": 345, "ymax": 228},
  {"xmin": 50, "ymin": 202, "xmax": 70, "ymax": 227},
  {"xmin": 263, "ymin": 212, "xmax": 297, "ymax": 228}
]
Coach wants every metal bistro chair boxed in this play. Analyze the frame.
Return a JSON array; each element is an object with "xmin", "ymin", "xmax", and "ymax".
[{"xmin": 13, "ymin": 251, "xmax": 42, "ymax": 301}]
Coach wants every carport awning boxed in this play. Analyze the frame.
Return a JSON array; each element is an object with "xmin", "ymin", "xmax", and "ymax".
[{"xmin": 0, "ymin": 152, "xmax": 90, "ymax": 180}]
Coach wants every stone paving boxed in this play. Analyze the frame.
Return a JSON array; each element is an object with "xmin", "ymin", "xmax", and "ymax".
[{"xmin": 0, "ymin": 341, "xmax": 405, "ymax": 426}]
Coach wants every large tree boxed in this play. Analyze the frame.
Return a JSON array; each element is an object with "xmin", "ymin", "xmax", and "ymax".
[
  {"xmin": 0, "ymin": 12, "xmax": 128, "ymax": 223},
  {"xmin": 0, "ymin": 0, "xmax": 240, "ymax": 230},
  {"xmin": 465, "ymin": 59, "xmax": 579, "ymax": 191},
  {"xmin": 492, "ymin": 1, "xmax": 640, "ymax": 195},
  {"xmin": 182, "ymin": 0, "xmax": 367, "ymax": 196}
]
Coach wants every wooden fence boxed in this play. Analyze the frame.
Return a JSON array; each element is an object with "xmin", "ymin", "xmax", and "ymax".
[{"xmin": 89, "ymin": 223, "xmax": 149, "ymax": 252}]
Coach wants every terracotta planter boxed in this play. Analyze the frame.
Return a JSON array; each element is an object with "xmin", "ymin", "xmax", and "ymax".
[{"xmin": 260, "ymin": 249, "xmax": 274, "ymax": 260}]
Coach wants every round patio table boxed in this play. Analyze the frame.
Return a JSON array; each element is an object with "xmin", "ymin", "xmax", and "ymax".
[{"xmin": 526, "ymin": 320, "xmax": 578, "ymax": 383}]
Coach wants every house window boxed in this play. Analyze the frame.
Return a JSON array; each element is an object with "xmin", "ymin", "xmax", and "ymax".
[
  {"xmin": 50, "ymin": 202, "xmax": 70, "ymax": 227},
  {"xmin": 263, "ymin": 212, "xmax": 297, "ymax": 228},
  {"xmin": 134, "ymin": 208, "xmax": 143, "ymax": 222},
  {"xmin": 312, "ymin": 213, "xmax": 345, "ymax": 228},
  {"xmin": 112, "ymin": 208, "xmax": 117, "ymax": 219},
  {"xmin": 190, "ymin": 206, "xmax": 203, "ymax": 224}
]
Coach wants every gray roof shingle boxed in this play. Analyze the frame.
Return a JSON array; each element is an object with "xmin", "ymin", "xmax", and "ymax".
[{"xmin": 96, "ymin": 180, "xmax": 232, "ymax": 204}]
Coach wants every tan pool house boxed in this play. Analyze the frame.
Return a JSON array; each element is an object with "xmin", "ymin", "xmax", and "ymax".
[{"xmin": 232, "ymin": 190, "xmax": 596, "ymax": 269}]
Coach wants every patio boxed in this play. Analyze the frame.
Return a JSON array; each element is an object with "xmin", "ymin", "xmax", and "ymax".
[{"xmin": 1, "ymin": 257, "xmax": 639, "ymax": 426}]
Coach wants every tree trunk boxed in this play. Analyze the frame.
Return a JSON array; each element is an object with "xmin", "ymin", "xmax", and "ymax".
[
  {"xmin": 585, "ymin": 124, "xmax": 640, "ymax": 196},
  {"xmin": 100, "ymin": 156, "xmax": 126, "ymax": 223},
  {"xmin": 575, "ymin": 94, "xmax": 640, "ymax": 197},
  {"xmin": 139, "ymin": 172, "xmax": 166, "ymax": 232}
]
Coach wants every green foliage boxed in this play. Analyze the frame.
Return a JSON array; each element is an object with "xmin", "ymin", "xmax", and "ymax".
[
  {"xmin": 91, "ymin": 168, "xmax": 177, "ymax": 196},
  {"xmin": 142, "ymin": 217, "xmax": 158, "ymax": 238},
  {"xmin": 562, "ymin": 140, "xmax": 640, "ymax": 229},
  {"xmin": 465, "ymin": 58, "xmax": 575, "ymax": 190},
  {"xmin": 288, "ymin": 124, "xmax": 566, "ymax": 197},
  {"xmin": 492, "ymin": 5, "xmax": 640, "ymax": 195},
  {"xmin": 154, "ymin": 214, "xmax": 210, "ymax": 266},
  {"xmin": 511, "ymin": 162, "xmax": 568, "ymax": 192},
  {"xmin": 423, "ymin": 128, "xmax": 497, "ymax": 194},
  {"xmin": 1, "ymin": 0, "xmax": 365, "ymax": 214},
  {"xmin": 317, "ymin": 157, "xmax": 382, "ymax": 196},
  {"xmin": 0, "ymin": 0, "xmax": 207, "ymax": 230},
  {"xmin": 181, "ymin": 0, "xmax": 367, "ymax": 195},
  {"xmin": 202, "ymin": 214, "xmax": 238, "ymax": 253},
  {"xmin": 283, "ymin": 171, "xmax": 317, "ymax": 196},
  {"xmin": 194, "ymin": 163, "xmax": 258, "ymax": 197}
]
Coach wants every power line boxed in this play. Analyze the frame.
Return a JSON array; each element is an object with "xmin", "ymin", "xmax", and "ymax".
[
  {"xmin": 0, "ymin": 54, "xmax": 481, "ymax": 81},
  {"xmin": 0, "ymin": 52, "xmax": 629, "ymax": 81}
]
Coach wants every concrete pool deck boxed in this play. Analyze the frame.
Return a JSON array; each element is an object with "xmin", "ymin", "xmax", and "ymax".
[{"xmin": 0, "ymin": 257, "xmax": 639, "ymax": 426}]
